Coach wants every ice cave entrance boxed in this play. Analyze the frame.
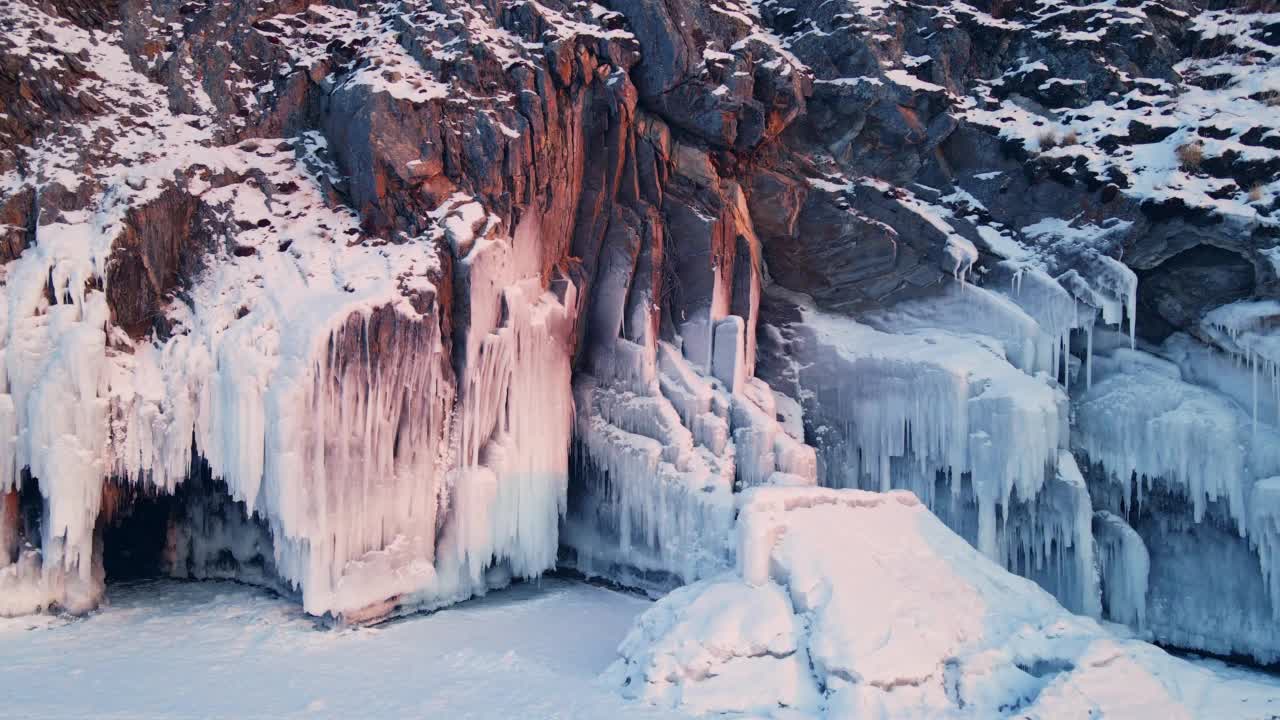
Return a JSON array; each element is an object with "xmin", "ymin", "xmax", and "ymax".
[{"xmin": 101, "ymin": 489, "xmax": 174, "ymax": 583}]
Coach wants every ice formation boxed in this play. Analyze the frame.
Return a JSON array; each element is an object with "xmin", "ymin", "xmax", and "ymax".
[
  {"xmin": 1253, "ymin": 478, "xmax": 1280, "ymax": 620},
  {"xmin": 610, "ymin": 486, "xmax": 1280, "ymax": 719},
  {"xmin": 0, "ymin": 111, "xmax": 582, "ymax": 618},
  {"xmin": 1073, "ymin": 342, "xmax": 1280, "ymax": 660},
  {"xmin": 563, "ymin": 203, "xmax": 817, "ymax": 589},
  {"xmin": 765, "ymin": 285, "xmax": 1097, "ymax": 609},
  {"xmin": 1073, "ymin": 346, "xmax": 1280, "ymax": 529},
  {"xmin": 773, "ymin": 257, "xmax": 1280, "ymax": 661},
  {"xmin": 0, "ymin": 0, "xmax": 824, "ymax": 623},
  {"xmin": 1201, "ymin": 300, "xmax": 1280, "ymax": 426},
  {"xmin": 1093, "ymin": 510, "xmax": 1149, "ymax": 630}
]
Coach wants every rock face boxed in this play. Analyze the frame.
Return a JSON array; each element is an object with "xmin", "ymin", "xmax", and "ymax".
[{"xmin": 0, "ymin": 0, "xmax": 1278, "ymax": 666}]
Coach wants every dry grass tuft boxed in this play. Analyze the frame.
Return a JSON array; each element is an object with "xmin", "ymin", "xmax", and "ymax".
[{"xmin": 1176, "ymin": 141, "xmax": 1204, "ymax": 171}]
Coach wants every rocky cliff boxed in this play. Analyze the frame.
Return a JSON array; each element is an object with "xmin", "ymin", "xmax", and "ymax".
[{"xmin": 1, "ymin": 0, "xmax": 1278, "ymax": 664}]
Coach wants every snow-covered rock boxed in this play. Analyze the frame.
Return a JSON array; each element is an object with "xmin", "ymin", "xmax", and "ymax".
[{"xmin": 610, "ymin": 486, "xmax": 1280, "ymax": 719}]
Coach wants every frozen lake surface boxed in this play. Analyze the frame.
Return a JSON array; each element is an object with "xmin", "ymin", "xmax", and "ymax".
[
  {"xmin": 4, "ymin": 574, "xmax": 1279, "ymax": 719},
  {"xmin": 0, "ymin": 578, "xmax": 685, "ymax": 719}
]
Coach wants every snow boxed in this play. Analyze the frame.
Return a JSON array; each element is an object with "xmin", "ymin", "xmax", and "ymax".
[
  {"xmin": 0, "ymin": 578, "xmax": 685, "ymax": 719},
  {"xmin": 611, "ymin": 486, "xmax": 1280, "ymax": 719},
  {"xmin": 286, "ymin": 6, "xmax": 454, "ymax": 104},
  {"xmin": 885, "ymin": 69, "xmax": 946, "ymax": 94},
  {"xmin": 961, "ymin": 3, "xmax": 1280, "ymax": 220},
  {"xmin": 610, "ymin": 578, "xmax": 818, "ymax": 716}
]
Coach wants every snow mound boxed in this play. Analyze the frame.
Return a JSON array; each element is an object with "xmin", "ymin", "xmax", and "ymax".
[{"xmin": 609, "ymin": 486, "xmax": 1280, "ymax": 719}]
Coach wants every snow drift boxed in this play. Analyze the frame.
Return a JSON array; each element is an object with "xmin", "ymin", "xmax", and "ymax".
[{"xmin": 609, "ymin": 486, "xmax": 1280, "ymax": 719}]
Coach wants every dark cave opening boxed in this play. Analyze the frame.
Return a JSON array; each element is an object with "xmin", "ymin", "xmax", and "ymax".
[
  {"xmin": 101, "ymin": 490, "xmax": 175, "ymax": 583},
  {"xmin": 3, "ymin": 472, "xmax": 46, "ymax": 564},
  {"xmin": 16, "ymin": 472, "xmax": 44, "ymax": 549},
  {"xmin": 92, "ymin": 457, "xmax": 286, "ymax": 596},
  {"xmin": 1135, "ymin": 244, "xmax": 1256, "ymax": 344}
]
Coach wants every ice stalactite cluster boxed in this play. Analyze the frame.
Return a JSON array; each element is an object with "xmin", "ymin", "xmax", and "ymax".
[
  {"xmin": 0, "ymin": 226, "xmax": 120, "ymax": 615},
  {"xmin": 0, "ymin": 0, "xmax": 654, "ymax": 623},
  {"xmin": 1016, "ymin": 218, "xmax": 1139, "ymax": 349},
  {"xmin": 1253, "ymin": 478, "xmax": 1280, "ymax": 620},
  {"xmin": 433, "ymin": 212, "xmax": 579, "ymax": 616},
  {"xmin": 766, "ymin": 235, "xmax": 1280, "ymax": 661},
  {"xmin": 987, "ymin": 217, "xmax": 1142, "ymax": 396},
  {"xmin": 1073, "ymin": 338, "xmax": 1280, "ymax": 659},
  {"xmin": 767, "ymin": 284, "xmax": 1099, "ymax": 610},
  {"xmin": 263, "ymin": 305, "xmax": 455, "ymax": 618},
  {"xmin": 562, "ymin": 154, "xmax": 817, "ymax": 590},
  {"xmin": 0, "ymin": 123, "xmax": 584, "ymax": 620},
  {"xmin": 1003, "ymin": 452, "xmax": 1101, "ymax": 618},
  {"xmin": 1073, "ymin": 347, "xmax": 1278, "ymax": 529},
  {"xmin": 1000, "ymin": 264, "xmax": 1096, "ymax": 390},
  {"xmin": 566, "ymin": 317, "xmax": 816, "ymax": 591},
  {"xmin": 567, "ymin": 346, "xmax": 739, "ymax": 591},
  {"xmin": 1201, "ymin": 300, "xmax": 1280, "ymax": 427},
  {"xmin": 755, "ymin": 203, "xmax": 1169, "ymax": 624}
]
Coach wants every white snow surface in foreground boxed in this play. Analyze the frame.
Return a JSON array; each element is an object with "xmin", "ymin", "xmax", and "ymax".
[
  {"xmin": 0, "ymin": 578, "xmax": 683, "ymax": 720},
  {"xmin": 609, "ymin": 487, "xmax": 1280, "ymax": 719}
]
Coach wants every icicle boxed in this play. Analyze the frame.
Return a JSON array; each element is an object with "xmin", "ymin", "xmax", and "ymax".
[
  {"xmin": 790, "ymin": 294, "xmax": 1063, "ymax": 566},
  {"xmin": 946, "ymin": 235, "xmax": 978, "ymax": 285},
  {"xmin": 1250, "ymin": 478, "xmax": 1280, "ymax": 618},
  {"xmin": 1254, "ymin": 350, "xmax": 1260, "ymax": 437},
  {"xmin": 1074, "ymin": 344, "xmax": 1280, "ymax": 551},
  {"xmin": 565, "ymin": 345, "xmax": 738, "ymax": 588},
  {"xmin": 1084, "ymin": 314, "xmax": 1094, "ymax": 389},
  {"xmin": 1093, "ymin": 510, "xmax": 1149, "ymax": 629}
]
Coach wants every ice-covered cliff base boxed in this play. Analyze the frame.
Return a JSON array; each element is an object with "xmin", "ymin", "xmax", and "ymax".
[
  {"xmin": 610, "ymin": 487, "xmax": 1280, "ymax": 719},
  {"xmin": 758, "ymin": 258, "xmax": 1280, "ymax": 663}
]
